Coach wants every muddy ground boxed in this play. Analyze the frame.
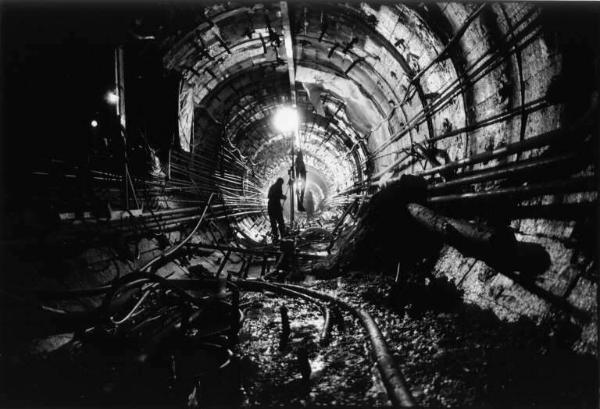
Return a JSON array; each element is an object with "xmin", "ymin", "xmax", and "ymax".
[
  {"xmin": 237, "ymin": 273, "xmax": 597, "ymax": 408},
  {"xmin": 0, "ymin": 273, "xmax": 596, "ymax": 408}
]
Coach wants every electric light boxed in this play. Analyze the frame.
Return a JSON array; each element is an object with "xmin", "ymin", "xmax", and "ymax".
[
  {"xmin": 90, "ymin": 120, "xmax": 98, "ymax": 128},
  {"xmin": 273, "ymin": 106, "xmax": 298, "ymax": 133},
  {"xmin": 105, "ymin": 90, "xmax": 119, "ymax": 105}
]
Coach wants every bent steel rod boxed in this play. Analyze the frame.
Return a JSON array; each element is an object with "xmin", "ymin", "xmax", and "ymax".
[{"xmin": 140, "ymin": 193, "xmax": 215, "ymax": 272}]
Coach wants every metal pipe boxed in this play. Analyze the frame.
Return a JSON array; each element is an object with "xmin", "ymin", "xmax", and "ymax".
[
  {"xmin": 427, "ymin": 153, "xmax": 578, "ymax": 192},
  {"xmin": 427, "ymin": 176, "xmax": 596, "ymax": 203},
  {"xmin": 140, "ymin": 193, "xmax": 215, "ymax": 272},
  {"xmin": 417, "ymin": 122, "xmax": 591, "ymax": 179},
  {"xmin": 280, "ymin": 283, "xmax": 416, "ymax": 408}
]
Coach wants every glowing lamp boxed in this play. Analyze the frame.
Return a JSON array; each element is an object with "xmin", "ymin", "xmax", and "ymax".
[
  {"xmin": 273, "ymin": 106, "xmax": 298, "ymax": 133},
  {"xmin": 105, "ymin": 90, "xmax": 119, "ymax": 105},
  {"xmin": 90, "ymin": 120, "xmax": 98, "ymax": 128}
]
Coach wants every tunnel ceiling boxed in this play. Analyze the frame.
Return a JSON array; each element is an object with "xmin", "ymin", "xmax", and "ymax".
[
  {"xmin": 158, "ymin": 2, "xmax": 472, "ymax": 194},
  {"xmin": 124, "ymin": 1, "xmax": 597, "ymax": 242}
]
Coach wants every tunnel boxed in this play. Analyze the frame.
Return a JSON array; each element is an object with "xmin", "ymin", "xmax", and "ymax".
[{"xmin": 0, "ymin": 1, "xmax": 598, "ymax": 408}]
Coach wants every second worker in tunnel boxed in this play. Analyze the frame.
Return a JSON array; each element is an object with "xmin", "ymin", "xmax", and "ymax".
[
  {"xmin": 295, "ymin": 150, "xmax": 307, "ymax": 212},
  {"xmin": 267, "ymin": 177, "xmax": 287, "ymax": 242}
]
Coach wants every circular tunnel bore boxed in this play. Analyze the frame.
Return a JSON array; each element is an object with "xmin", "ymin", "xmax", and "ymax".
[
  {"xmin": 0, "ymin": 2, "xmax": 598, "ymax": 409},
  {"xmin": 161, "ymin": 2, "xmax": 490, "ymax": 244},
  {"xmin": 177, "ymin": 62, "xmax": 367, "ymax": 242},
  {"xmin": 162, "ymin": 1, "xmax": 597, "ymax": 248}
]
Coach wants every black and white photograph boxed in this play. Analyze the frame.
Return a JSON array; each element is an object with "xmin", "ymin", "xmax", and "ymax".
[{"xmin": 0, "ymin": 1, "xmax": 598, "ymax": 408}]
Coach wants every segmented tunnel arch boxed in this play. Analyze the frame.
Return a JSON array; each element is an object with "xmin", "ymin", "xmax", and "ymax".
[{"xmin": 161, "ymin": 2, "xmax": 592, "ymax": 243}]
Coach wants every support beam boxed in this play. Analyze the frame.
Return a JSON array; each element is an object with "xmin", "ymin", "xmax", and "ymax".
[
  {"xmin": 280, "ymin": 1, "xmax": 296, "ymax": 107},
  {"xmin": 281, "ymin": 1, "xmax": 297, "ymax": 225},
  {"xmin": 114, "ymin": 46, "xmax": 131, "ymax": 210}
]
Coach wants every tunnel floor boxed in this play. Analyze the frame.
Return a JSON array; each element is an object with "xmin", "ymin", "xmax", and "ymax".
[{"xmin": 1, "ymin": 271, "xmax": 597, "ymax": 409}]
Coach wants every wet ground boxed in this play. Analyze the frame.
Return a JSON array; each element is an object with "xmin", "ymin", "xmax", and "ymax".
[
  {"xmin": 0, "ymin": 273, "xmax": 597, "ymax": 408},
  {"xmin": 237, "ymin": 273, "xmax": 598, "ymax": 408},
  {"xmin": 237, "ymin": 290, "xmax": 388, "ymax": 408}
]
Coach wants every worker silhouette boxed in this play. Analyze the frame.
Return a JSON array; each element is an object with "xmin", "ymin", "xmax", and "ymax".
[
  {"xmin": 305, "ymin": 190, "xmax": 314, "ymax": 220},
  {"xmin": 268, "ymin": 177, "xmax": 287, "ymax": 241},
  {"xmin": 295, "ymin": 150, "xmax": 307, "ymax": 211}
]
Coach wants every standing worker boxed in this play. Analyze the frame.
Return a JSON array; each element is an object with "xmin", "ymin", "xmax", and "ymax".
[
  {"xmin": 267, "ymin": 177, "xmax": 287, "ymax": 242},
  {"xmin": 295, "ymin": 150, "xmax": 307, "ymax": 212}
]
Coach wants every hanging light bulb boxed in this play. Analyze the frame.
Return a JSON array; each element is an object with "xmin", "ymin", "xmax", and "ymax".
[
  {"xmin": 273, "ymin": 106, "xmax": 298, "ymax": 133},
  {"xmin": 105, "ymin": 90, "xmax": 119, "ymax": 105}
]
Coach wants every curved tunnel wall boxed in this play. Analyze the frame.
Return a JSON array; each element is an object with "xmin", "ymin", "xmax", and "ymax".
[
  {"xmin": 167, "ymin": 3, "xmax": 571, "ymax": 182},
  {"xmin": 0, "ymin": 0, "xmax": 596, "ymax": 373},
  {"xmin": 161, "ymin": 2, "xmax": 597, "ymax": 352},
  {"xmin": 165, "ymin": 3, "xmax": 577, "ymax": 226}
]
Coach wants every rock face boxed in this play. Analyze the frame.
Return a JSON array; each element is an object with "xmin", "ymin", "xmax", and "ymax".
[
  {"xmin": 432, "ymin": 216, "xmax": 597, "ymax": 355},
  {"xmin": 314, "ymin": 175, "xmax": 596, "ymax": 355}
]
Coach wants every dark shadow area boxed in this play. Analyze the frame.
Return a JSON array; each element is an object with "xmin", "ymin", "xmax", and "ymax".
[
  {"xmin": 345, "ymin": 273, "xmax": 598, "ymax": 408},
  {"xmin": 0, "ymin": 294, "xmax": 243, "ymax": 409},
  {"xmin": 0, "ymin": 336, "xmax": 242, "ymax": 409}
]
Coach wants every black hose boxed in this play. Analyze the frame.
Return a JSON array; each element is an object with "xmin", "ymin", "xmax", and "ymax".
[{"xmin": 280, "ymin": 283, "xmax": 416, "ymax": 408}]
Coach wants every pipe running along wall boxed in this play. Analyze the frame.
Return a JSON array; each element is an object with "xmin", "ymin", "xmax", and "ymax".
[{"xmin": 162, "ymin": 2, "xmax": 596, "ymax": 244}]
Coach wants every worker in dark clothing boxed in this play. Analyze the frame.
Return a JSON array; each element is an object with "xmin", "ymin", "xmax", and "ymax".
[
  {"xmin": 304, "ymin": 190, "xmax": 314, "ymax": 220},
  {"xmin": 268, "ymin": 177, "xmax": 287, "ymax": 241},
  {"xmin": 295, "ymin": 150, "xmax": 307, "ymax": 212}
]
